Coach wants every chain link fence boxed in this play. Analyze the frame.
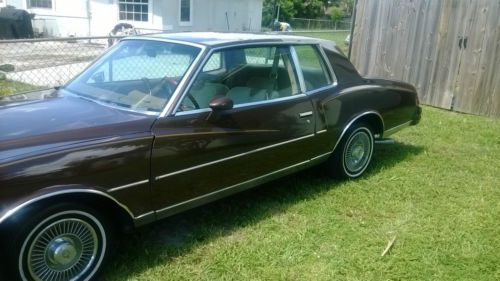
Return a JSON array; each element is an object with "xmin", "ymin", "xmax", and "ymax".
[
  {"xmin": 0, "ymin": 29, "xmax": 348, "ymax": 97},
  {"xmin": 289, "ymin": 18, "xmax": 351, "ymax": 31},
  {"xmin": 0, "ymin": 36, "xmax": 119, "ymax": 96}
]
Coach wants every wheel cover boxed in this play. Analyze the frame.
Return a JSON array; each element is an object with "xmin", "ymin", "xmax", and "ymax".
[
  {"xmin": 344, "ymin": 129, "xmax": 372, "ymax": 175},
  {"xmin": 20, "ymin": 211, "xmax": 105, "ymax": 281}
]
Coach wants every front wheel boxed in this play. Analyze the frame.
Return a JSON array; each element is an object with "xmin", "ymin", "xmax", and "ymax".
[
  {"xmin": 4, "ymin": 204, "xmax": 112, "ymax": 281},
  {"xmin": 328, "ymin": 123, "xmax": 374, "ymax": 179}
]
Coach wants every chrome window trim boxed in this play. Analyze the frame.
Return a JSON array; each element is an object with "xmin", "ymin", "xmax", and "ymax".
[
  {"xmin": 331, "ymin": 111, "xmax": 384, "ymax": 153},
  {"xmin": 171, "ymin": 46, "xmax": 215, "ymax": 115},
  {"xmin": 316, "ymin": 129, "xmax": 327, "ymax": 134},
  {"xmin": 108, "ymin": 179, "xmax": 149, "ymax": 193},
  {"xmin": 291, "ymin": 44, "xmax": 338, "ymax": 95},
  {"xmin": 129, "ymin": 38, "xmax": 209, "ymax": 118},
  {"xmin": 317, "ymin": 44, "xmax": 337, "ymax": 84},
  {"xmin": 172, "ymin": 43, "xmax": 310, "ymax": 116},
  {"xmin": 232, "ymin": 94, "xmax": 308, "ymax": 109},
  {"xmin": 155, "ymin": 133, "xmax": 315, "ymax": 180},
  {"xmin": 290, "ymin": 46, "xmax": 306, "ymax": 93},
  {"xmin": 0, "ymin": 189, "xmax": 136, "ymax": 225},
  {"xmin": 174, "ymin": 94, "xmax": 309, "ymax": 116}
]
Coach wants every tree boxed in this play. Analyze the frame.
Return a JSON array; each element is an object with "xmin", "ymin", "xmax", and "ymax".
[{"xmin": 330, "ymin": 6, "xmax": 344, "ymax": 22}]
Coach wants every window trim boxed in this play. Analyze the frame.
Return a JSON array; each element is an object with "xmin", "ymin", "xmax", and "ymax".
[
  {"xmin": 117, "ymin": 0, "xmax": 153, "ymax": 23},
  {"xmin": 291, "ymin": 44, "xmax": 337, "ymax": 94},
  {"xmin": 27, "ymin": 0, "xmax": 53, "ymax": 10},
  {"xmin": 178, "ymin": 0, "xmax": 193, "ymax": 26},
  {"xmin": 173, "ymin": 44, "xmax": 307, "ymax": 115}
]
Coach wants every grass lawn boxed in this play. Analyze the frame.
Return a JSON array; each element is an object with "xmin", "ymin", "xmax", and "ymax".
[
  {"xmin": 295, "ymin": 31, "xmax": 350, "ymax": 54},
  {"xmin": 102, "ymin": 106, "xmax": 500, "ymax": 281},
  {"xmin": 0, "ymin": 80, "xmax": 42, "ymax": 96}
]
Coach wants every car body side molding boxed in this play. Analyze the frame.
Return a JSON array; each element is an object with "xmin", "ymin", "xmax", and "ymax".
[{"xmin": 0, "ymin": 188, "xmax": 136, "ymax": 226}]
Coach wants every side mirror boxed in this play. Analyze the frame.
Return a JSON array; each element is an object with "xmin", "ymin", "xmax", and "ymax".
[{"xmin": 209, "ymin": 95, "xmax": 233, "ymax": 111}]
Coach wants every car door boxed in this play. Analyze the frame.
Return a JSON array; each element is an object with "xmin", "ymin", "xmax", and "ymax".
[{"xmin": 150, "ymin": 45, "xmax": 317, "ymax": 216}]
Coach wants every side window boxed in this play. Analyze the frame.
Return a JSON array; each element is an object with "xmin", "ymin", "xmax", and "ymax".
[
  {"xmin": 203, "ymin": 52, "xmax": 222, "ymax": 72},
  {"xmin": 178, "ymin": 46, "xmax": 300, "ymax": 112},
  {"xmin": 294, "ymin": 45, "xmax": 332, "ymax": 91}
]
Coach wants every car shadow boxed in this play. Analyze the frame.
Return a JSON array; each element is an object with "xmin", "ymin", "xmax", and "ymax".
[{"xmin": 100, "ymin": 141, "xmax": 424, "ymax": 279}]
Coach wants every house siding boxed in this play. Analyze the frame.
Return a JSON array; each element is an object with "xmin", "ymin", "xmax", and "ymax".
[{"xmin": 4, "ymin": 0, "xmax": 262, "ymax": 37}]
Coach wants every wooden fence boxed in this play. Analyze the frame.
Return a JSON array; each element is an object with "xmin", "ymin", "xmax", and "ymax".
[{"xmin": 350, "ymin": 0, "xmax": 500, "ymax": 117}]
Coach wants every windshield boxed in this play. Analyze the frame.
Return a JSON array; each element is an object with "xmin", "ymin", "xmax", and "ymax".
[{"xmin": 65, "ymin": 40, "xmax": 201, "ymax": 114}]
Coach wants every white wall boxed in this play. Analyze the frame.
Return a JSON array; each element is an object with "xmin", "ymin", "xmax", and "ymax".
[{"xmin": 5, "ymin": 0, "xmax": 263, "ymax": 37}]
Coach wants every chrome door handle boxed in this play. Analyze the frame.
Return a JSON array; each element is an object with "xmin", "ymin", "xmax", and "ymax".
[{"xmin": 299, "ymin": 111, "xmax": 313, "ymax": 118}]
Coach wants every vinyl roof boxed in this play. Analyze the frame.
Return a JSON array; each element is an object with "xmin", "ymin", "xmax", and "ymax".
[{"xmin": 133, "ymin": 32, "xmax": 335, "ymax": 48}]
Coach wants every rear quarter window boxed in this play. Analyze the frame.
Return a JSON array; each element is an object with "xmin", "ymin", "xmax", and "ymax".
[{"xmin": 294, "ymin": 45, "xmax": 333, "ymax": 91}]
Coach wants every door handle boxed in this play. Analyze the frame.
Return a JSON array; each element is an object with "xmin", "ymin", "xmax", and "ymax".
[{"xmin": 299, "ymin": 111, "xmax": 313, "ymax": 118}]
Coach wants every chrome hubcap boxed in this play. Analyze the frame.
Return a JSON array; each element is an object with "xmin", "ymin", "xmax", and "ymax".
[
  {"xmin": 27, "ymin": 218, "xmax": 99, "ymax": 281},
  {"xmin": 47, "ymin": 237, "xmax": 80, "ymax": 270},
  {"xmin": 345, "ymin": 130, "xmax": 372, "ymax": 173}
]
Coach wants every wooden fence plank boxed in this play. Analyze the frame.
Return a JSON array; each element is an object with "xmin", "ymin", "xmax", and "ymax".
[{"xmin": 351, "ymin": 0, "xmax": 500, "ymax": 117}]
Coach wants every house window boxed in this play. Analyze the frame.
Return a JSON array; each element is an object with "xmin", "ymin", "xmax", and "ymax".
[
  {"xmin": 119, "ymin": 0, "xmax": 149, "ymax": 22},
  {"xmin": 179, "ymin": 0, "xmax": 192, "ymax": 25},
  {"xmin": 28, "ymin": 0, "xmax": 52, "ymax": 9}
]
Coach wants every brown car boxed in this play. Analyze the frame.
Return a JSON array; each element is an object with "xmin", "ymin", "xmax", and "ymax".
[{"xmin": 0, "ymin": 32, "xmax": 421, "ymax": 280}]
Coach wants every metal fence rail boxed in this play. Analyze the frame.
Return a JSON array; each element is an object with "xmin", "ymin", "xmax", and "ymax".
[{"xmin": 290, "ymin": 18, "xmax": 351, "ymax": 31}]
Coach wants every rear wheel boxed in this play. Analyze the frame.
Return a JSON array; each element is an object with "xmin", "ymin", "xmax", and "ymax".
[
  {"xmin": 4, "ymin": 203, "xmax": 112, "ymax": 281},
  {"xmin": 328, "ymin": 123, "xmax": 374, "ymax": 179}
]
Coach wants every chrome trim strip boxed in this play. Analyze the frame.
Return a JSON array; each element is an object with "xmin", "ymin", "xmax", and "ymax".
[
  {"xmin": 383, "ymin": 120, "xmax": 412, "ymax": 137},
  {"xmin": 232, "ymin": 94, "xmax": 308, "ymax": 109},
  {"xmin": 331, "ymin": 111, "xmax": 384, "ymax": 153},
  {"xmin": 125, "ymin": 36, "xmax": 206, "ymax": 49},
  {"xmin": 155, "ymin": 133, "xmax": 315, "ymax": 180},
  {"xmin": 158, "ymin": 44, "xmax": 208, "ymax": 117},
  {"xmin": 0, "ymin": 189, "xmax": 136, "ymax": 225},
  {"xmin": 175, "ymin": 107, "xmax": 212, "ymax": 116},
  {"xmin": 318, "ymin": 44, "xmax": 337, "ymax": 84},
  {"xmin": 299, "ymin": 111, "xmax": 313, "ymax": 118},
  {"xmin": 134, "ymin": 211, "xmax": 155, "ymax": 220},
  {"xmin": 108, "ymin": 180, "xmax": 149, "ymax": 193},
  {"xmin": 290, "ymin": 46, "xmax": 306, "ymax": 93},
  {"xmin": 316, "ymin": 129, "xmax": 327, "ymax": 134},
  {"xmin": 310, "ymin": 151, "xmax": 331, "ymax": 162},
  {"xmin": 156, "ymin": 160, "xmax": 310, "ymax": 215}
]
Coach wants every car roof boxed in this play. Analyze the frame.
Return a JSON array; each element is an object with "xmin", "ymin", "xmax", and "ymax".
[{"xmin": 127, "ymin": 32, "xmax": 340, "ymax": 52}]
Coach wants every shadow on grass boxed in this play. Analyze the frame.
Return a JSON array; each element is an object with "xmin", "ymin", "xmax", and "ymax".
[{"xmin": 101, "ymin": 141, "xmax": 424, "ymax": 279}]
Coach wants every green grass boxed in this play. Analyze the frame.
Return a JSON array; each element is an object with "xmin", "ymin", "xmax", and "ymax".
[
  {"xmin": 102, "ymin": 106, "xmax": 500, "ymax": 281},
  {"xmin": 296, "ymin": 31, "xmax": 350, "ymax": 54},
  {"xmin": 0, "ymin": 80, "xmax": 41, "ymax": 96}
]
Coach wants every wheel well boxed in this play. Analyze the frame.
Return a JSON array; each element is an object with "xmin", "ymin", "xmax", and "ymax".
[
  {"xmin": 354, "ymin": 113, "xmax": 384, "ymax": 138},
  {"xmin": 0, "ymin": 193, "xmax": 135, "ymax": 234}
]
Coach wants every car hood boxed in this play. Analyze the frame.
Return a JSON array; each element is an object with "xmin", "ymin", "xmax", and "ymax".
[{"xmin": 0, "ymin": 89, "xmax": 156, "ymax": 162}]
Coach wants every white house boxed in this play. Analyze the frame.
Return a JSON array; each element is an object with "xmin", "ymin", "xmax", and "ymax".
[{"xmin": 3, "ymin": 0, "xmax": 263, "ymax": 37}]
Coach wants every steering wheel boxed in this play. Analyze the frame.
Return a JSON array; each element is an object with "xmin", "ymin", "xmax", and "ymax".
[
  {"xmin": 151, "ymin": 77, "xmax": 178, "ymax": 99},
  {"xmin": 186, "ymin": 93, "xmax": 200, "ymax": 109}
]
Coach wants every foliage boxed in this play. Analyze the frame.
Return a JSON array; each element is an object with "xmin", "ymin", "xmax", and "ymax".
[
  {"xmin": 330, "ymin": 6, "xmax": 344, "ymax": 22},
  {"xmin": 262, "ymin": 0, "xmax": 327, "ymax": 27},
  {"xmin": 0, "ymin": 80, "xmax": 40, "ymax": 96}
]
